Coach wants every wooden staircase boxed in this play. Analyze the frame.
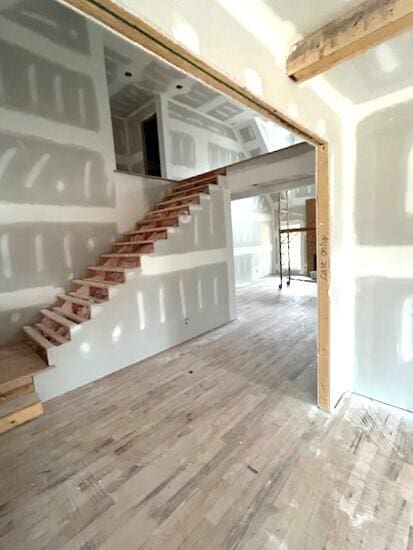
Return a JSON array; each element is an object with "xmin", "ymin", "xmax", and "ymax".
[{"xmin": 0, "ymin": 169, "xmax": 225, "ymax": 433}]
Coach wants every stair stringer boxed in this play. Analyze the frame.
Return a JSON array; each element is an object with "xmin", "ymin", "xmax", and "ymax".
[{"xmin": 34, "ymin": 183, "xmax": 235, "ymax": 402}]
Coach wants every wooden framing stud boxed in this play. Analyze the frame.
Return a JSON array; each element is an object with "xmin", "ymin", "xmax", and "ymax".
[{"xmin": 287, "ymin": 0, "xmax": 413, "ymax": 82}]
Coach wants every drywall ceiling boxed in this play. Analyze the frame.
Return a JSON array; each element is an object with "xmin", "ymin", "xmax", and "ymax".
[
  {"xmin": 104, "ymin": 26, "xmax": 269, "ymax": 130},
  {"xmin": 226, "ymin": 142, "xmax": 315, "ymax": 199}
]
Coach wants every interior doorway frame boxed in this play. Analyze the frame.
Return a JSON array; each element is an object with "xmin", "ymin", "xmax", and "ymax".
[
  {"xmin": 65, "ymin": 0, "xmax": 331, "ymax": 412},
  {"xmin": 141, "ymin": 113, "xmax": 161, "ymax": 177}
]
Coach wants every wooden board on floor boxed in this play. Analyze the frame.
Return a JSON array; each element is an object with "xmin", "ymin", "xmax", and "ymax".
[
  {"xmin": 0, "ymin": 392, "xmax": 43, "ymax": 435},
  {"xmin": 0, "ymin": 344, "xmax": 50, "ymax": 387}
]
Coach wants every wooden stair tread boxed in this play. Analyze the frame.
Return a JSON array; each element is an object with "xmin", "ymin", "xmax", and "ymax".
[
  {"xmin": 23, "ymin": 326, "xmax": 54, "ymax": 351},
  {"xmin": 158, "ymin": 192, "xmax": 203, "ymax": 206},
  {"xmin": 0, "ymin": 344, "xmax": 50, "ymax": 386},
  {"xmin": 0, "ymin": 390, "xmax": 43, "ymax": 435},
  {"xmin": 101, "ymin": 253, "xmax": 142, "ymax": 258},
  {"xmin": 113, "ymin": 240, "xmax": 153, "ymax": 246},
  {"xmin": 41, "ymin": 309, "xmax": 76, "ymax": 329},
  {"xmin": 169, "ymin": 183, "xmax": 210, "ymax": 196},
  {"xmin": 147, "ymin": 204, "xmax": 190, "ymax": 215},
  {"xmin": 36, "ymin": 323, "xmax": 68, "ymax": 345},
  {"xmin": 72, "ymin": 279, "xmax": 120, "ymax": 288},
  {"xmin": 179, "ymin": 167, "xmax": 226, "ymax": 184},
  {"xmin": 175, "ymin": 178, "xmax": 218, "ymax": 191},
  {"xmin": 88, "ymin": 265, "xmax": 136, "ymax": 273},
  {"xmin": 68, "ymin": 292, "xmax": 104, "ymax": 303},
  {"xmin": 52, "ymin": 307, "xmax": 86, "ymax": 324},
  {"xmin": 125, "ymin": 227, "xmax": 167, "ymax": 236},
  {"xmin": 0, "ymin": 391, "xmax": 40, "ymax": 418},
  {"xmin": 58, "ymin": 294, "xmax": 92, "ymax": 307}
]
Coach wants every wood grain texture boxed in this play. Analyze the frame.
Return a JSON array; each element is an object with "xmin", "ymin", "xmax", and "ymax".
[
  {"xmin": 316, "ymin": 145, "xmax": 330, "ymax": 411},
  {"xmin": 287, "ymin": 0, "xmax": 413, "ymax": 81},
  {"xmin": 0, "ymin": 279, "xmax": 412, "ymax": 549}
]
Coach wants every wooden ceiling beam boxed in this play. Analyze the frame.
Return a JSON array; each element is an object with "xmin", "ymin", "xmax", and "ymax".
[{"xmin": 287, "ymin": 0, "xmax": 413, "ymax": 82}]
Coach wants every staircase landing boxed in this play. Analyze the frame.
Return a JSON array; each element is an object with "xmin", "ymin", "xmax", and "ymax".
[{"xmin": 0, "ymin": 343, "xmax": 50, "ymax": 435}]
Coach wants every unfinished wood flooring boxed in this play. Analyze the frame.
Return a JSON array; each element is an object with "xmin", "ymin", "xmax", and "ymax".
[{"xmin": 0, "ymin": 278, "xmax": 412, "ymax": 549}]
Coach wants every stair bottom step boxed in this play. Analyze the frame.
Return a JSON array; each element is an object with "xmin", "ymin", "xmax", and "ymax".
[{"xmin": 0, "ymin": 391, "xmax": 43, "ymax": 435}]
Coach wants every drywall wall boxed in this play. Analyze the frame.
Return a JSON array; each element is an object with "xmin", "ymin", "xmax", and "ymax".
[
  {"xmin": 0, "ymin": 1, "xmax": 113, "ymax": 345},
  {"xmin": 231, "ymin": 195, "xmax": 275, "ymax": 285},
  {"xmin": 0, "ymin": 0, "xmax": 237, "ymax": 404},
  {"xmin": 352, "ymin": 97, "xmax": 413, "ymax": 411},
  {"xmin": 0, "ymin": 2, "xmax": 172, "ymax": 346},
  {"xmin": 36, "ymin": 184, "xmax": 236, "ymax": 401},
  {"xmin": 159, "ymin": 97, "xmax": 248, "ymax": 180}
]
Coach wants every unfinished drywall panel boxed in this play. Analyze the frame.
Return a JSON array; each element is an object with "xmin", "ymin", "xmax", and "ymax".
[
  {"xmin": 36, "ymin": 186, "xmax": 235, "ymax": 401},
  {"xmin": 231, "ymin": 195, "xmax": 275, "ymax": 285},
  {"xmin": 354, "ymin": 100, "xmax": 413, "ymax": 246},
  {"xmin": 160, "ymin": 99, "xmax": 247, "ymax": 179},
  {"xmin": 353, "ymin": 98, "xmax": 413, "ymax": 410},
  {"xmin": 354, "ymin": 277, "xmax": 413, "ymax": 411},
  {"xmin": 111, "ymin": 115, "xmax": 128, "ymax": 157}
]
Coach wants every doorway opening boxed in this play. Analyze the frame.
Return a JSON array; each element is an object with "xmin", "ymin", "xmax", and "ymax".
[
  {"xmin": 141, "ymin": 114, "xmax": 162, "ymax": 177},
  {"xmin": 79, "ymin": 0, "xmax": 330, "ymax": 411}
]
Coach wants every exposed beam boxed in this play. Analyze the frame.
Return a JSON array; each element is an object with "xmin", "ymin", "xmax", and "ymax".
[{"xmin": 287, "ymin": 0, "xmax": 413, "ymax": 82}]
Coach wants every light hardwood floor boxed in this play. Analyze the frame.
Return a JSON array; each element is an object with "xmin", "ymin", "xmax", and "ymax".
[{"xmin": 0, "ymin": 277, "xmax": 412, "ymax": 549}]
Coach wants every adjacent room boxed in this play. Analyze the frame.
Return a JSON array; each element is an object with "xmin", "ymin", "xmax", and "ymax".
[{"xmin": 0, "ymin": 0, "xmax": 412, "ymax": 548}]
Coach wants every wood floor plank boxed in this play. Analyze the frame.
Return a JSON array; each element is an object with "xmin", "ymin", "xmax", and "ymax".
[{"xmin": 0, "ymin": 278, "xmax": 412, "ymax": 549}]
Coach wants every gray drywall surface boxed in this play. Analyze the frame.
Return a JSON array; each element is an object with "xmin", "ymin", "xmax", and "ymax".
[
  {"xmin": 1, "ymin": 1, "xmax": 236, "ymax": 402},
  {"xmin": 231, "ymin": 195, "xmax": 275, "ymax": 285},
  {"xmin": 0, "ymin": 1, "xmax": 118, "ymax": 345},
  {"xmin": 353, "ymin": 99, "xmax": 413, "ymax": 411},
  {"xmin": 37, "ymin": 187, "xmax": 236, "ymax": 401},
  {"xmin": 160, "ymin": 98, "xmax": 247, "ymax": 180}
]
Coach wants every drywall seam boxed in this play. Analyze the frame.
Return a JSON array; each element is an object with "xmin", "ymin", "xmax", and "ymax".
[
  {"xmin": 141, "ymin": 248, "xmax": 228, "ymax": 275},
  {"xmin": 0, "ymin": 285, "xmax": 65, "ymax": 310},
  {"xmin": 0, "ymin": 203, "xmax": 117, "ymax": 224}
]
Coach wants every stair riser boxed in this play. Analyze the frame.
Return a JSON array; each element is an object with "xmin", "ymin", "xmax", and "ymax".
[
  {"xmin": 86, "ymin": 270, "xmax": 127, "ymax": 283},
  {"xmin": 168, "ymin": 185, "xmax": 210, "ymax": 199},
  {"xmin": 145, "ymin": 208, "xmax": 189, "ymax": 221},
  {"xmin": 0, "ymin": 401, "xmax": 43, "ymax": 435},
  {"xmin": 112, "ymin": 243, "xmax": 155, "ymax": 254},
  {"xmin": 157, "ymin": 197, "xmax": 200, "ymax": 210},
  {"xmin": 72, "ymin": 284, "xmax": 111, "ymax": 301},
  {"xmin": 56, "ymin": 298, "xmax": 92, "ymax": 320},
  {"xmin": 136, "ymin": 218, "xmax": 179, "ymax": 230},
  {"xmin": 39, "ymin": 318, "xmax": 73, "ymax": 340},
  {"xmin": 0, "ymin": 377, "xmax": 34, "ymax": 404},
  {"xmin": 174, "ymin": 179, "xmax": 218, "ymax": 192}
]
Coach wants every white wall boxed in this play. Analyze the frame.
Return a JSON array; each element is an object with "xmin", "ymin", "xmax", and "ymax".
[
  {"xmin": 346, "ymin": 91, "xmax": 413, "ymax": 411},
  {"xmin": 231, "ymin": 195, "xmax": 275, "ymax": 285}
]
